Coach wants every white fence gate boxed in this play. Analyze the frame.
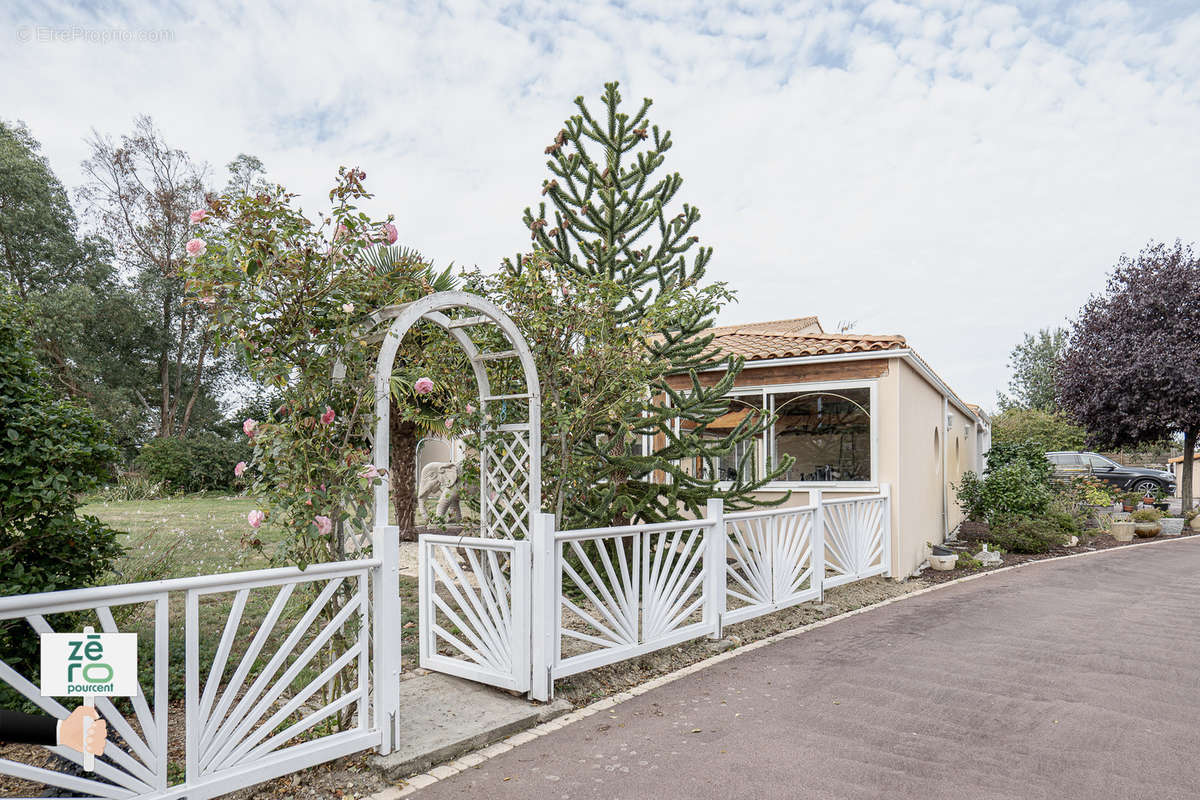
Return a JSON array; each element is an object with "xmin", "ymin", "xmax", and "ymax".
[{"xmin": 417, "ymin": 535, "xmax": 530, "ymax": 693}]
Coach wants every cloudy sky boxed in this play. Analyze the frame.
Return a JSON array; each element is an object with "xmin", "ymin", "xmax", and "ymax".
[{"xmin": 5, "ymin": 0, "xmax": 1199, "ymax": 411}]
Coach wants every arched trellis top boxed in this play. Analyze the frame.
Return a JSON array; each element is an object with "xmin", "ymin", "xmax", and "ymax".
[{"xmin": 369, "ymin": 291, "xmax": 541, "ymax": 540}]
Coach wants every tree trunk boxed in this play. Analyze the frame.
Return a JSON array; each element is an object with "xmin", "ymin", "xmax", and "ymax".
[
  {"xmin": 1183, "ymin": 428, "xmax": 1197, "ymax": 513},
  {"xmin": 389, "ymin": 398, "xmax": 419, "ymax": 542}
]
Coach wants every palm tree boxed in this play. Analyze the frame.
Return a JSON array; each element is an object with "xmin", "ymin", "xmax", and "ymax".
[{"xmin": 359, "ymin": 245, "xmax": 461, "ymax": 539}]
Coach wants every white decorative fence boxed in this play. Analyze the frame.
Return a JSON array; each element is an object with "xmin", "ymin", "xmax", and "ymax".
[
  {"xmin": 0, "ymin": 558, "xmax": 388, "ymax": 800},
  {"xmin": 529, "ymin": 487, "xmax": 891, "ymax": 700},
  {"xmin": 418, "ymin": 534, "xmax": 530, "ymax": 693},
  {"xmin": 0, "ymin": 486, "xmax": 890, "ymax": 795}
]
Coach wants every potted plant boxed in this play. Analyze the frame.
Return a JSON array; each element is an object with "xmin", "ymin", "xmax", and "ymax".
[
  {"xmin": 1131, "ymin": 508, "xmax": 1162, "ymax": 538},
  {"xmin": 1151, "ymin": 488, "xmax": 1170, "ymax": 512},
  {"xmin": 1186, "ymin": 510, "xmax": 1200, "ymax": 531},
  {"xmin": 1119, "ymin": 490, "xmax": 1144, "ymax": 513},
  {"xmin": 1111, "ymin": 515, "xmax": 1137, "ymax": 542},
  {"xmin": 927, "ymin": 543, "xmax": 958, "ymax": 571}
]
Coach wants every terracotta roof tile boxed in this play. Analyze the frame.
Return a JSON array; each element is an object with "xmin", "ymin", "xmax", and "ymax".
[{"xmin": 704, "ymin": 317, "xmax": 905, "ymax": 361}]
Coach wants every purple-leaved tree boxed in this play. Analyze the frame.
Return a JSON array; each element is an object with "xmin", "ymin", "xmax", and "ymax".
[{"xmin": 1058, "ymin": 240, "xmax": 1200, "ymax": 511}]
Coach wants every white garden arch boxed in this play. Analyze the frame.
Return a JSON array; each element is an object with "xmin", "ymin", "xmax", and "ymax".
[{"xmin": 367, "ymin": 290, "xmax": 541, "ymax": 541}]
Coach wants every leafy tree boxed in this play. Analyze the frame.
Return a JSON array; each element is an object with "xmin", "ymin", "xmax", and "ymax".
[
  {"xmin": 991, "ymin": 407, "xmax": 1086, "ymax": 452},
  {"xmin": 184, "ymin": 168, "xmax": 466, "ymax": 563},
  {"xmin": 997, "ymin": 327, "xmax": 1068, "ymax": 412},
  {"xmin": 503, "ymin": 82, "xmax": 787, "ymax": 527},
  {"xmin": 0, "ymin": 287, "xmax": 125, "ymax": 699},
  {"xmin": 0, "ymin": 120, "xmax": 153, "ymax": 454},
  {"xmin": 1058, "ymin": 240, "xmax": 1200, "ymax": 511},
  {"xmin": 224, "ymin": 153, "xmax": 269, "ymax": 196},
  {"xmin": 78, "ymin": 116, "xmax": 232, "ymax": 438}
]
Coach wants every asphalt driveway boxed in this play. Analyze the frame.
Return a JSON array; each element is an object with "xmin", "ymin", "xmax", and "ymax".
[{"xmin": 413, "ymin": 538, "xmax": 1200, "ymax": 799}]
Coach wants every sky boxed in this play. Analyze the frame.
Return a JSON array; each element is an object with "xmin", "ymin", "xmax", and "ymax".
[{"xmin": 5, "ymin": 0, "xmax": 1200, "ymax": 412}]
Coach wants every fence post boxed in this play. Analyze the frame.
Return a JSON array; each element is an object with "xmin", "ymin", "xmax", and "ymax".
[
  {"xmin": 529, "ymin": 512, "xmax": 557, "ymax": 702},
  {"xmin": 705, "ymin": 498, "xmax": 726, "ymax": 640},
  {"xmin": 811, "ymin": 490, "xmax": 825, "ymax": 603},
  {"xmin": 373, "ymin": 524, "xmax": 401, "ymax": 754},
  {"xmin": 880, "ymin": 483, "xmax": 892, "ymax": 577}
]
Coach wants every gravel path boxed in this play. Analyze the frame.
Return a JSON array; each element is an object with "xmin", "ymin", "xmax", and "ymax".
[{"xmin": 411, "ymin": 537, "xmax": 1200, "ymax": 800}]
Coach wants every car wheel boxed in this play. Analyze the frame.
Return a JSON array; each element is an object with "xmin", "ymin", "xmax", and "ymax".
[{"xmin": 1131, "ymin": 479, "xmax": 1160, "ymax": 495}]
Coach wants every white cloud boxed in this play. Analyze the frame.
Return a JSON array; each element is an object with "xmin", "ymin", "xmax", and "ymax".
[{"xmin": 3, "ymin": 0, "xmax": 1199, "ymax": 411}]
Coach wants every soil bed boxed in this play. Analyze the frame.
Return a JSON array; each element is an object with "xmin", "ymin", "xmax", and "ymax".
[{"xmin": 921, "ymin": 526, "xmax": 1200, "ymax": 585}]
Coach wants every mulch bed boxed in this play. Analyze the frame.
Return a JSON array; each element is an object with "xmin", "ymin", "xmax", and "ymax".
[{"xmin": 921, "ymin": 526, "xmax": 1200, "ymax": 585}]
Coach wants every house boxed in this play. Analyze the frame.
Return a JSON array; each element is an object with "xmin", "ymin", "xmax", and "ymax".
[
  {"xmin": 666, "ymin": 317, "xmax": 991, "ymax": 578},
  {"xmin": 1168, "ymin": 453, "xmax": 1200, "ymax": 500}
]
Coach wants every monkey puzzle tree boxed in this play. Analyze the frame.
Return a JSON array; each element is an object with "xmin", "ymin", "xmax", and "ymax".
[
  {"xmin": 502, "ymin": 82, "xmax": 788, "ymax": 527},
  {"xmin": 1058, "ymin": 240, "xmax": 1200, "ymax": 511}
]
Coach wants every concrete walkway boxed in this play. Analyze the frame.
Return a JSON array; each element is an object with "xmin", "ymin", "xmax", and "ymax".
[{"xmin": 408, "ymin": 538, "xmax": 1200, "ymax": 799}]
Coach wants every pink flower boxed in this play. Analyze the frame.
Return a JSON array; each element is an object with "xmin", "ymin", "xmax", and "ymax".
[
  {"xmin": 335, "ymin": 224, "xmax": 348, "ymax": 240},
  {"xmin": 234, "ymin": 461, "xmax": 247, "ymax": 477},
  {"xmin": 314, "ymin": 515, "xmax": 333, "ymax": 536},
  {"xmin": 341, "ymin": 302, "xmax": 355, "ymax": 314},
  {"xmin": 198, "ymin": 295, "xmax": 216, "ymax": 306},
  {"xmin": 414, "ymin": 377, "xmax": 434, "ymax": 395},
  {"xmin": 445, "ymin": 418, "xmax": 454, "ymax": 430},
  {"xmin": 382, "ymin": 222, "xmax": 398, "ymax": 244},
  {"xmin": 320, "ymin": 406, "xmax": 335, "ymax": 425},
  {"xmin": 359, "ymin": 464, "xmax": 381, "ymax": 480},
  {"xmin": 465, "ymin": 403, "xmax": 475, "ymax": 414},
  {"xmin": 243, "ymin": 418, "xmax": 258, "ymax": 438},
  {"xmin": 185, "ymin": 238, "xmax": 207, "ymax": 257},
  {"xmin": 247, "ymin": 509, "xmax": 265, "ymax": 529},
  {"xmin": 189, "ymin": 209, "xmax": 208, "ymax": 225}
]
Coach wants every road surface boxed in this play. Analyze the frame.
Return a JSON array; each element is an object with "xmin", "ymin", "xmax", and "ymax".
[{"xmin": 415, "ymin": 538, "xmax": 1200, "ymax": 799}]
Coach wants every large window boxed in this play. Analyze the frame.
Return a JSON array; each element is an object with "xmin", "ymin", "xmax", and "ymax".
[
  {"xmin": 685, "ymin": 381, "xmax": 877, "ymax": 488},
  {"xmin": 769, "ymin": 387, "xmax": 872, "ymax": 483},
  {"xmin": 682, "ymin": 394, "xmax": 763, "ymax": 483}
]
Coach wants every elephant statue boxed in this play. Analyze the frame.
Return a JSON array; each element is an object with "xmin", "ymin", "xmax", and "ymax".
[{"xmin": 417, "ymin": 460, "xmax": 462, "ymax": 524}]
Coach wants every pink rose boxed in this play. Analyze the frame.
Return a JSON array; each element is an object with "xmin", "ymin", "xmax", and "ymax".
[
  {"xmin": 465, "ymin": 403, "xmax": 475, "ymax": 414},
  {"xmin": 185, "ymin": 238, "xmax": 207, "ymax": 257},
  {"xmin": 335, "ymin": 224, "xmax": 348, "ymax": 240},
  {"xmin": 320, "ymin": 406, "xmax": 335, "ymax": 425},
  {"xmin": 359, "ymin": 464, "xmax": 381, "ymax": 480},
  {"xmin": 247, "ymin": 509, "xmax": 265, "ymax": 529},
  {"xmin": 382, "ymin": 222, "xmax": 398, "ymax": 244},
  {"xmin": 243, "ymin": 418, "xmax": 257, "ymax": 438},
  {"xmin": 445, "ymin": 418, "xmax": 454, "ymax": 430},
  {"xmin": 414, "ymin": 377, "xmax": 434, "ymax": 395},
  {"xmin": 189, "ymin": 209, "xmax": 208, "ymax": 225},
  {"xmin": 315, "ymin": 515, "xmax": 333, "ymax": 536},
  {"xmin": 234, "ymin": 461, "xmax": 247, "ymax": 477}
]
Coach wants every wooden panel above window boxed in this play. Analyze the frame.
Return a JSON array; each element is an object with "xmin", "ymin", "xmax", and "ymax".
[{"xmin": 666, "ymin": 358, "xmax": 891, "ymax": 391}]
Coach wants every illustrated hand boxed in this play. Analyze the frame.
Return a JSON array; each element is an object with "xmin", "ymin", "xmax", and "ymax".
[{"xmin": 60, "ymin": 706, "xmax": 106, "ymax": 756}]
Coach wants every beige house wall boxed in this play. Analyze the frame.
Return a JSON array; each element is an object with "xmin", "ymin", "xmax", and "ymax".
[
  {"xmin": 1171, "ymin": 458, "xmax": 1200, "ymax": 499},
  {"xmin": 735, "ymin": 356, "xmax": 986, "ymax": 578}
]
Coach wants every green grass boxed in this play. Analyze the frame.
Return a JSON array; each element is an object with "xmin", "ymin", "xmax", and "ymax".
[
  {"xmin": 82, "ymin": 493, "xmax": 291, "ymax": 578},
  {"xmin": 74, "ymin": 494, "xmax": 422, "ymax": 706}
]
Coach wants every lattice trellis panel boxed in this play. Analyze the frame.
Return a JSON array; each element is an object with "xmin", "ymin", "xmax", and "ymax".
[
  {"xmin": 418, "ymin": 535, "xmax": 530, "ymax": 692},
  {"xmin": 482, "ymin": 429, "xmax": 532, "ymax": 540},
  {"xmin": 823, "ymin": 497, "xmax": 888, "ymax": 588},
  {"xmin": 556, "ymin": 524, "xmax": 712, "ymax": 678}
]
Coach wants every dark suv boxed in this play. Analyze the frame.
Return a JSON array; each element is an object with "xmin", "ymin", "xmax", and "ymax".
[{"xmin": 1046, "ymin": 451, "xmax": 1176, "ymax": 495}]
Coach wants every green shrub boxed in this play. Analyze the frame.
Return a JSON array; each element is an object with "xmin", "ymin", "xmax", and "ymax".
[
  {"xmin": 1131, "ymin": 509, "xmax": 1162, "ymax": 523},
  {"xmin": 956, "ymin": 461, "xmax": 1053, "ymax": 523},
  {"xmin": 0, "ymin": 288, "xmax": 125, "ymax": 707},
  {"xmin": 986, "ymin": 511, "xmax": 1079, "ymax": 554},
  {"xmin": 135, "ymin": 433, "xmax": 251, "ymax": 493}
]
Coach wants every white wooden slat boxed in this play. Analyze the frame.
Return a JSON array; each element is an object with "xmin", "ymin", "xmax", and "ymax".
[
  {"xmin": 197, "ymin": 588, "xmax": 250, "ymax": 726},
  {"xmin": 204, "ymin": 591, "xmax": 362, "ymax": 771}
]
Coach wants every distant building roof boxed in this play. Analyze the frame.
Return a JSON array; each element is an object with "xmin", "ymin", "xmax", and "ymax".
[{"xmin": 705, "ymin": 317, "xmax": 906, "ymax": 361}]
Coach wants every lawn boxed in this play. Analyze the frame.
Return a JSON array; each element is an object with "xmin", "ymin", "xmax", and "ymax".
[{"xmin": 82, "ymin": 493, "xmax": 280, "ymax": 578}]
